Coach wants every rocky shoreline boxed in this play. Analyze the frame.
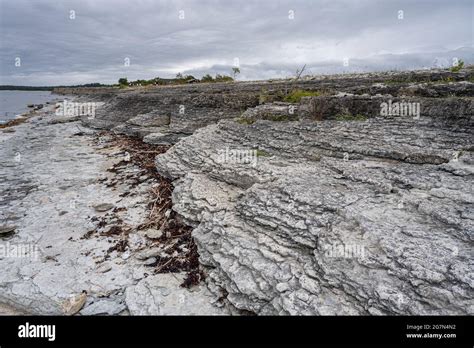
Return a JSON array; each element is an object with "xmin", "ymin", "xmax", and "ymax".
[
  {"xmin": 1, "ymin": 67, "xmax": 473, "ymax": 315},
  {"xmin": 0, "ymin": 103, "xmax": 224, "ymax": 315}
]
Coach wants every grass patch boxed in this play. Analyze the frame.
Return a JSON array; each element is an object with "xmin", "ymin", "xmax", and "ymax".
[
  {"xmin": 258, "ymin": 94, "xmax": 268, "ymax": 104},
  {"xmin": 284, "ymin": 89, "xmax": 321, "ymax": 103},
  {"xmin": 236, "ymin": 117, "xmax": 255, "ymax": 125},
  {"xmin": 335, "ymin": 113, "xmax": 368, "ymax": 121},
  {"xmin": 259, "ymin": 88, "xmax": 270, "ymax": 104},
  {"xmin": 428, "ymin": 76, "xmax": 458, "ymax": 84},
  {"xmin": 259, "ymin": 89, "xmax": 288, "ymax": 104},
  {"xmin": 441, "ymin": 76, "xmax": 455, "ymax": 83},
  {"xmin": 268, "ymin": 114, "xmax": 291, "ymax": 122},
  {"xmin": 256, "ymin": 149, "xmax": 270, "ymax": 157}
]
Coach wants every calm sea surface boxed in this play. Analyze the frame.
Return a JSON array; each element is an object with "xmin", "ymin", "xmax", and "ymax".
[{"xmin": 0, "ymin": 90, "xmax": 57, "ymax": 124}]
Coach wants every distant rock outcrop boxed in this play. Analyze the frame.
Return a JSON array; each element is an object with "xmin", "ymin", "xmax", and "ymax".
[{"xmin": 76, "ymin": 68, "xmax": 473, "ymax": 144}]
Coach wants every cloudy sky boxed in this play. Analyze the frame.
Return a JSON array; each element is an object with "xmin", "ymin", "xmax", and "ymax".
[{"xmin": 0, "ymin": 0, "xmax": 472, "ymax": 85}]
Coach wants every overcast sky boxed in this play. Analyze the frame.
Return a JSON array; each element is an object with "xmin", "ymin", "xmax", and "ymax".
[{"xmin": 0, "ymin": 0, "xmax": 473, "ymax": 85}]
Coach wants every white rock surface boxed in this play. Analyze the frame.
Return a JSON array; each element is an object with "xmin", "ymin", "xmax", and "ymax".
[
  {"xmin": 155, "ymin": 117, "xmax": 474, "ymax": 315},
  {"xmin": 125, "ymin": 273, "xmax": 226, "ymax": 315},
  {"xmin": 0, "ymin": 107, "xmax": 223, "ymax": 315}
]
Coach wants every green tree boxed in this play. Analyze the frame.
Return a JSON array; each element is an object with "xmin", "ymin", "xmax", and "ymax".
[
  {"xmin": 201, "ymin": 74, "xmax": 214, "ymax": 82},
  {"xmin": 118, "ymin": 77, "xmax": 128, "ymax": 86},
  {"xmin": 232, "ymin": 67, "xmax": 241, "ymax": 79}
]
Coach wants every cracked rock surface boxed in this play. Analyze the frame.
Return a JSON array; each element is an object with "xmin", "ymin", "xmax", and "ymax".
[
  {"xmin": 155, "ymin": 115, "xmax": 473, "ymax": 315},
  {"xmin": 0, "ymin": 106, "xmax": 224, "ymax": 315},
  {"xmin": 8, "ymin": 68, "xmax": 471, "ymax": 316}
]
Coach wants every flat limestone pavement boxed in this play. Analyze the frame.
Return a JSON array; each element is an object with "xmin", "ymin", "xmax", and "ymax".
[{"xmin": 0, "ymin": 106, "xmax": 223, "ymax": 315}]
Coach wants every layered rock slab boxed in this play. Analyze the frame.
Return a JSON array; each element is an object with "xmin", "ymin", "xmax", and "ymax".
[
  {"xmin": 79, "ymin": 68, "xmax": 474, "ymax": 145},
  {"xmin": 155, "ymin": 117, "xmax": 474, "ymax": 315},
  {"xmin": 0, "ymin": 109, "xmax": 224, "ymax": 315}
]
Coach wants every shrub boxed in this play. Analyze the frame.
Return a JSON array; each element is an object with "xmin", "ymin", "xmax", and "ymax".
[
  {"xmin": 256, "ymin": 149, "xmax": 270, "ymax": 157},
  {"xmin": 236, "ymin": 117, "xmax": 255, "ymax": 125},
  {"xmin": 118, "ymin": 77, "xmax": 128, "ymax": 86},
  {"xmin": 201, "ymin": 74, "xmax": 214, "ymax": 83},
  {"xmin": 284, "ymin": 89, "xmax": 320, "ymax": 103},
  {"xmin": 335, "ymin": 113, "xmax": 367, "ymax": 121},
  {"xmin": 214, "ymin": 74, "xmax": 234, "ymax": 82},
  {"xmin": 450, "ymin": 59, "xmax": 464, "ymax": 73}
]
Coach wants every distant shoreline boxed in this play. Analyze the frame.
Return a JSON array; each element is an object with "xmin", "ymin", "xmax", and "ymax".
[
  {"xmin": 0, "ymin": 86, "xmax": 53, "ymax": 91},
  {"xmin": 0, "ymin": 84, "xmax": 114, "ymax": 91}
]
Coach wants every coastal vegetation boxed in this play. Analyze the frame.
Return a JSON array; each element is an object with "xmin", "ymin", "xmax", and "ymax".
[
  {"xmin": 450, "ymin": 59, "xmax": 464, "ymax": 72},
  {"xmin": 284, "ymin": 89, "xmax": 321, "ymax": 103},
  {"xmin": 123, "ymin": 71, "xmax": 236, "ymax": 87},
  {"xmin": 0, "ymin": 70, "xmax": 239, "ymax": 91}
]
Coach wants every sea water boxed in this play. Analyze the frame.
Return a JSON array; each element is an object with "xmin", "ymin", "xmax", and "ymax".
[{"xmin": 0, "ymin": 90, "xmax": 56, "ymax": 124}]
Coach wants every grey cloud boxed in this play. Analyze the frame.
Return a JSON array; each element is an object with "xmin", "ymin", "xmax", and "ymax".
[{"xmin": 0, "ymin": 0, "xmax": 472, "ymax": 85}]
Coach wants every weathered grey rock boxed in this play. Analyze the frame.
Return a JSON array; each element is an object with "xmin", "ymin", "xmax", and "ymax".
[
  {"xmin": 143, "ymin": 131, "xmax": 187, "ymax": 145},
  {"xmin": 134, "ymin": 247, "xmax": 164, "ymax": 260},
  {"xmin": 240, "ymin": 102, "xmax": 299, "ymax": 122},
  {"xmin": 79, "ymin": 67, "xmax": 474, "ymax": 144},
  {"xmin": 144, "ymin": 228, "xmax": 163, "ymax": 239},
  {"xmin": 47, "ymin": 115, "xmax": 82, "ymax": 124},
  {"xmin": 0, "ymin": 225, "xmax": 16, "ymax": 236},
  {"xmin": 93, "ymin": 203, "xmax": 115, "ymax": 212},
  {"xmin": 345, "ymin": 81, "xmax": 474, "ymax": 98},
  {"xmin": 155, "ymin": 113, "xmax": 474, "ymax": 315},
  {"xmin": 62, "ymin": 291, "xmax": 87, "ymax": 315},
  {"xmin": 0, "ymin": 111, "xmax": 225, "ymax": 315},
  {"xmin": 96, "ymin": 263, "xmax": 112, "ymax": 274},
  {"xmin": 127, "ymin": 111, "xmax": 171, "ymax": 127},
  {"xmin": 125, "ymin": 273, "xmax": 225, "ymax": 315},
  {"xmin": 32, "ymin": 67, "xmax": 473, "ymax": 316},
  {"xmin": 142, "ymin": 257, "xmax": 156, "ymax": 266},
  {"xmin": 81, "ymin": 299, "xmax": 127, "ymax": 315},
  {"xmin": 298, "ymin": 94, "xmax": 474, "ymax": 125}
]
